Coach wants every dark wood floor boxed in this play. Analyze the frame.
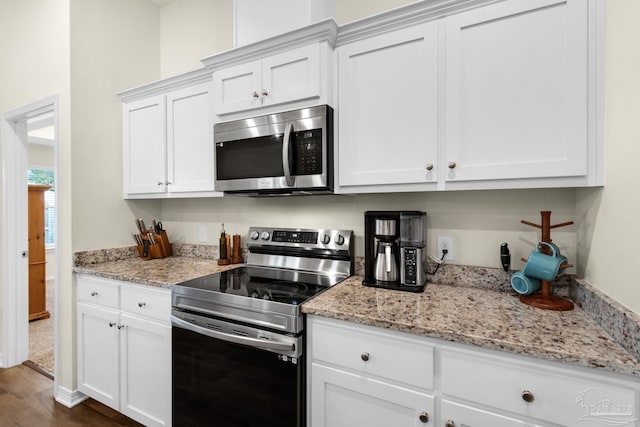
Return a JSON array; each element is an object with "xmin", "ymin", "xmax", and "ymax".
[{"xmin": 0, "ymin": 364, "xmax": 143, "ymax": 426}]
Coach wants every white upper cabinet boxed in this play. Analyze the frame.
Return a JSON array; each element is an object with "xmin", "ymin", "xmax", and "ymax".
[
  {"xmin": 213, "ymin": 44, "xmax": 321, "ymax": 116},
  {"xmin": 337, "ymin": 22, "xmax": 438, "ymax": 191},
  {"xmin": 444, "ymin": 0, "xmax": 589, "ymax": 184},
  {"xmin": 119, "ymin": 72, "xmax": 222, "ymax": 199},
  {"xmin": 123, "ymin": 95, "xmax": 166, "ymax": 195}
]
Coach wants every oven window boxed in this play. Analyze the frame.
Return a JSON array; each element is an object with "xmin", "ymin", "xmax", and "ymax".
[
  {"xmin": 173, "ymin": 325, "xmax": 304, "ymax": 427},
  {"xmin": 216, "ymin": 135, "xmax": 284, "ymax": 180}
]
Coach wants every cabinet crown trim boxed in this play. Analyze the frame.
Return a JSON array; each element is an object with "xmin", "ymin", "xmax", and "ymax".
[
  {"xmin": 117, "ymin": 68, "xmax": 212, "ymax": 103},
  {"xmin": 201, "ymin": 18, "xmax": 338, "ymax": 71}
]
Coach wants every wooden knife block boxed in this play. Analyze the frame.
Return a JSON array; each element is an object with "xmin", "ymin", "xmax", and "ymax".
[{"xmin": 137, "ymin": 230, "xmax": 172, "ymax": 260}]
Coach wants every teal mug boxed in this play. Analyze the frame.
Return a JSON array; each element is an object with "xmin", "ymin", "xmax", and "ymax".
[
  {"xmin": 511, "ymin": 271, "xmax": 541, "ymax": 295},
  {"xmin": 522, "ymin": 242, "xmax": 567, "ymax": 281}
]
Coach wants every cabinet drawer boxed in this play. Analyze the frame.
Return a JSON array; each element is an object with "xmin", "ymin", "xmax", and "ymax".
[
  {"xmin": 310, "ymin": 318, "xmax": 434, "ymax": 390},
  {"xmin": 77, "ymin": 275, "xmax": 120, "ymax": 309},
  {"xmin": 121, "ymin": 285, "xmax": 170, "ymax": 323},
  {"xmin": 441, "ymin": 350, "xmax": 637, "ymax": 425}
]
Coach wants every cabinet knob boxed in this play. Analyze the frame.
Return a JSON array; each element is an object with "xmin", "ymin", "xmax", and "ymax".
[
  {"xmin": 446, "ymin": 421, "xmax": 455, "ymax": 427},
  {"xmin": 165, "ymin": 181, "xmax": 171, "ymax": 185},
  {"xmin": 418, "ymin": 411, "xmax": 429, "ymax": 423},
  {"xmin": 138, "ymin": 302, "xmax": 146, "ymax": 308},
  {"xmin": 448, "ymin": 162, "xmax": 457, "ymax": 169},
  {"xmin": 252, "ymin": 91, "xmax": 259, "ymax": 98},
  {"xmin": 425, "ymin": 163, "xmax": 434, "ymax": 171},
  {"xmin": 117, "ymin": 324, "xmax": 125, "ymax": 330},
  {"xmin": 109, "ymin": 322, "xmax": 116, "ymax": 328},
  {"xmin": 522, "ymin": 390, "xmax": 534, "ymax": 403},
  {"xmin": 261, "ymin": 89, "xmax": 269, "ymax": 97},
  {"xmin": 157, "ymin": 181, "xmax": 163, "ymax": 186},
  {"xmin": 360, "ymin": 352, "xmax": 370, "ymax": 362},
  {"xmin": 91, "ymin": 291, "xmax": 98, "ymax": 297}
]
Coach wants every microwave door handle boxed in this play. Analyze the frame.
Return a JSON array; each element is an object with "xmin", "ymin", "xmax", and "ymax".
[{"xmin": 282, "ymin": 122, "xmax": 295, "ymax": 187}]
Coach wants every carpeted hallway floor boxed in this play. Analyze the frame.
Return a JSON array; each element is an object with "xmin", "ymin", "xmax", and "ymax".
[{"xmin": 29, "ymin": 279, "xmax": 55, "ymax": 374}]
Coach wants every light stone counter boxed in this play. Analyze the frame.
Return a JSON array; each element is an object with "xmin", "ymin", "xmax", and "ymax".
[
  {"xmin": 302, "ymin": 275, "xmax": 640, "ymax": 378},
  {"xmin": 73, "ymin": 256, "xmax": 241, "ymax": 288}
]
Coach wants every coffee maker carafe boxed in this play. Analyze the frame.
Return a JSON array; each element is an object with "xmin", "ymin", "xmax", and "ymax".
[{"xmin": 363, "ymin": 211, "xmax": 427, "ymax": 292}]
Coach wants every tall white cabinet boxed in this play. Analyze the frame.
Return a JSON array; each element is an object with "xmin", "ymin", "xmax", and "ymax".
[
  {"xmin": 76, "ymin": 274, "xmax": 172, "ymax": 427},
  {"xmin": 335, "ymin": 0, "xmax": 603, "ymax": 193}
]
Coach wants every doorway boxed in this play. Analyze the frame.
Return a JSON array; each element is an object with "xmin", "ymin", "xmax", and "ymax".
[{"xmin": 1, "ymin": 96, "xmax": 59, "ymax": 380}]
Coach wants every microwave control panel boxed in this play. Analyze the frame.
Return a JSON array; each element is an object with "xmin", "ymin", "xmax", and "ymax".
[{"xmin": 294, "ymin": 129, "xmax": 322, "ymax": 175}]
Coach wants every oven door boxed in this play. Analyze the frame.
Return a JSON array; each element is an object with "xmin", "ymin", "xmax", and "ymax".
[
  {"xmin": 214, "ymin": 105, "xmax": 332, "ymax": 194},
  {"xmin": 171, "ymin": 311, "xmax": 304, "ymax": 427}
]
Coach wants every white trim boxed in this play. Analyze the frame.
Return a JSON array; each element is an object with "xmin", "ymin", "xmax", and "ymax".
[{"xmin": 55, "ymin": 386, "xmax": 88, "ymax": 408}]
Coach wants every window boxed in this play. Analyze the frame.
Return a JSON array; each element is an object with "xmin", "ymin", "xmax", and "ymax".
[{"xmin": 27, "ymin": 169, "xmax": 56, "ymax": 247}]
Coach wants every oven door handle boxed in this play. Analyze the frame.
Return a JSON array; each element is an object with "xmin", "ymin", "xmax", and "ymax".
[
  {"xmin": 171, "ymin": 315, "xmax": 296, "ymax": 353},
  {"xmin": 282, "ymin": 122, "xmax": 295, "ymax": 187}
]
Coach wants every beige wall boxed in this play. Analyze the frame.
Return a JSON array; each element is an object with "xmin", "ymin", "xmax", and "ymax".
[
  {"xmin": 576, "ymin": 0, "xmax": 640, "ymax": 314},
  {"xmin": 0, "ymin": 0, "xmax": 71, "ymax": 379},
  {"xmin": 159, "ymin": 0, "xmax": 233, "ymax": 78},
  {"xmin": 336, "ymin": 0, "xmax": 414, "ymax": 24}
]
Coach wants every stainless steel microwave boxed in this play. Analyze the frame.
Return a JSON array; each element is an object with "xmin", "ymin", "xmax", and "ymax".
[{"xmin": 214, "ymin": 105, "xmax": 334, "ymax": 196}]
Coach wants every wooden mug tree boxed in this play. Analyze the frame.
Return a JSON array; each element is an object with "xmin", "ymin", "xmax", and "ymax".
[{"xmin": 520, "ymin": 211, "xmax": 574, "ymax": 311}]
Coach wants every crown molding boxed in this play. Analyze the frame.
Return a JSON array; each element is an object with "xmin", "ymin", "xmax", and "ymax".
[
  {"xmin": 117, "ymin": 67, "xmax": 212, "ymax": 103},
  {"xmin": 201, "ymin": 18, "xmax": 338, "ymax": 72}
]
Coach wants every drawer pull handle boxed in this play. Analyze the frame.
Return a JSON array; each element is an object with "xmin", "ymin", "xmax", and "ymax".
[
  {"xmin": 418, "ymin": 411, "xmax": 429, "ymax": 423},
  {"xmin": 360, "ymin": 352, "xmax": 370, "ymax": 362},
  {"xmin": 109, "ymin": 322, "xmax": 116, "ymax": 328},
  {"xmin": 90, "ymin": 291, "xmax": 98, "ymax": 297},
  {"xmin": 425, "ymin": 163, "xmax": 434, "ymax": 171},
  {"xmin": 138, "ymin": 302, "xmax": 146, "ymax": 308},
  {"xmin": 446, "ymin": 421, "xmax": 455, "ymax": 427},
  {"xmin": 522, "ymin": 390, "xmax": 534, "ymax": 403},
  {"xmin": 448, "ymin": 162, "xmax": 457, "ymax": 169}
]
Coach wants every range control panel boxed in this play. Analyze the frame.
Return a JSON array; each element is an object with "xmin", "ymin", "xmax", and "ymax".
[{"xmin": 247, "ymin": 226, "xmax": 352, "ymax": 250}]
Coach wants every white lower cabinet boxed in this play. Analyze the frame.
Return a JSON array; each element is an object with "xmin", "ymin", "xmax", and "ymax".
[
  {"xmin": 76, "ymin": 275, "xmax": 171, "ymax": 427},
  {"xmin": 307, "ymin": 316, "xmax": 640, "ymax": 427}
]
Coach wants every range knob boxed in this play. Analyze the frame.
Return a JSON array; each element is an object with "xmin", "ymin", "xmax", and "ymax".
[
  {"xmin": 335, "ymin": 234, "xmax": 345, "ymax": 246},
  {"xmin": 260, "ymin": 231, "xmax": 271, "ymax": 241},
  {"xmin": 249, "ymin": 231, "xmax": 260, "ymax": 240},
  {"xmin": 321, "ymin": 234, "xmax": 331, "ymax": 244}
]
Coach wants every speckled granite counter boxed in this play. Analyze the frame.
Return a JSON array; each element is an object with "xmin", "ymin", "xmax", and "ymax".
[
  {"xmin": 302, "ymin": 275, "xmax": 640, "ymax": 378},
  {"xmin": 73, "ymin": 256, "xmax": 240, "ymax": 288}
]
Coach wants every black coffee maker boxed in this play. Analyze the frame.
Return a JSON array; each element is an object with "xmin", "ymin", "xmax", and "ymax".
[{"xmin": 363, "ymin": 211, "xmax": 427, "ymax": 292}]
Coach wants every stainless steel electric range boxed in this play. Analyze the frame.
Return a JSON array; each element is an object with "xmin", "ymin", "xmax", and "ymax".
[{"xmin": 171, "ymin": 226, "xmax": 354, "ymax": 427}]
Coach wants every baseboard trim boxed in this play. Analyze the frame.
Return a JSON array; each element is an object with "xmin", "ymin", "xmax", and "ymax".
[{"xmin": 55, "ymin": 385, "xmax": 88, "ymax": 408}]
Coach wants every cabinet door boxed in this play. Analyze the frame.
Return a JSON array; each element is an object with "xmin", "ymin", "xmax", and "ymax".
[
  {"xmin": 441, "ymin": 400, "xmax": 527, "ymax": 427},
  {"xmin": 213, "ymin": 61, "xmax": 262, "ymax": 115},
  {"xmin": 119, "ymin": 313, "xmax": 171, "ymax": 427},
  {"xmin": 261, "ymin": 44, "xmax": 320, "ymax": 108},
  {"xmin": 444, "ymin": 0, "xmax": 588, "ymax": 182},
  {"xmin": 77, "ymin": 302, "xmax": 120, "ymax": 410},
  {"xmin": 166, "ymin": 83, "xmax": 215, "ymax": 193},
  {"xmin": 311, "ymin": 363, "xmax": 434, "ymax": 427},
  {"xmin": 123, "ymin": 95, "xmax": 167, "ymax": 195},
  {"xmin": 338, "ymin": 22, "xmax": 438, "ymax": 189}
]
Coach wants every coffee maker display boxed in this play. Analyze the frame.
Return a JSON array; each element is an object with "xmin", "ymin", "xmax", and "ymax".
[{"xmin": 363, "ymin": 211, "xmax": 427, "ymax": 292}]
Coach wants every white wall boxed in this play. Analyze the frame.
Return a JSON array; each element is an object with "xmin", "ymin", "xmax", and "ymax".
[
  {"xmin": 576, "ymin": 0, "xmax": 640, "ymax": 314},
  {"xmin": 0, "ymin": 0, "xmax": 71, "ymax": 377},
  {"xmin": 335, "ymin": 0, "xmax": 414, "ymax": 24}
]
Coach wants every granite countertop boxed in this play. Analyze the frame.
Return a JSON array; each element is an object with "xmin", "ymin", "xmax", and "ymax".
[
  {"xmin": 302, "ymin": 275, "xmax": 640, "ymax": 378},
  {"xmin": 73, "ymin": 256, "xmax": 240, "ymax": 288}
]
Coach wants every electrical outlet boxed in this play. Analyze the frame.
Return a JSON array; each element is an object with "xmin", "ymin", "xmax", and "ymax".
[
  {"xmin": 198, "ymin": 225, "xmax": 207, "ymax": 242},
  {"xmin": 437, "ymin": 236, "xmax": 454, "ymax": 261}
]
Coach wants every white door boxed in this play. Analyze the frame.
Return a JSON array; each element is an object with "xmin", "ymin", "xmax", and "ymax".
[
  {"xmin": 444, "ymin": 0, "xmax": 588, "ymax": 182},
  {"xmin": 311, "ymin": 363, "xmax": 434, "ymax": 427},
  {"xmin": 213, "ymin": 61, "xmax": 262, "ymax": 115},
  {"xmin": 119, "ymin": 313, "xmax": 171, "ymax": 427},
  {"xmin": 123, "ymin": 95, "xmax": 167, "ymax": 195},
  {"xmin": 261, "ymin": 44, "xmax": 320, "ymax": 108},
  {"xmin": 166, "ymin": 83, "xmax": 215, "ymax": 193},
  {"xmin": 77, "ymin": 302, "xmax": 120, "ymax": 409},
  {"xmin": 337, "ymin": 22, "xmax": 439, "ymax": 188}
]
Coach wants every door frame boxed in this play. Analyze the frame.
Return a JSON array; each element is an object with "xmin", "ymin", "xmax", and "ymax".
[{"xmin": 1, "ymin": 95, "xmax": 59, "ymax": 369}]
